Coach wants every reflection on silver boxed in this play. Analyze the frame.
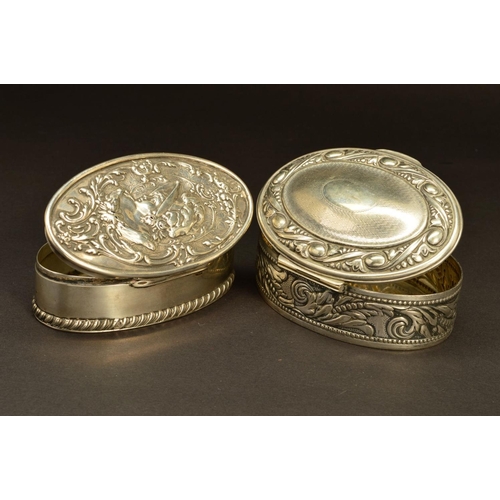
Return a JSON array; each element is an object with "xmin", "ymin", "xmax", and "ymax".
[
  {"xmin": 259, "ymin": 148, "xmax": 462, "ymax": 283},
  {"xmin": 257, "ymin": 237, "xmax": 462, "ymax": 351},
  {"xmin": 45, "ymin": 153, "xmax": 253, "ymax": 279},
  {"xmin": 34, "ymin": 243, "xmax": 234, "ymax": 332},
  {"xmin": 35, "ymin": 153, "xmax": 253, "ymax": 333},
  {"xmin": 282, "ymin": 161, "xmax": 429, "ymax": 248},
  {"xmin": 256, "ymin": 148, "xmax": 463, "ymax": 350}
]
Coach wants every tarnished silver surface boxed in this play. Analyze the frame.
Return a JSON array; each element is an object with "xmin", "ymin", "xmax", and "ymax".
[
  {"xmin": 256, "ymin": 148, "xmax": 463, "ymax": 350},
  {"xmin": 34, "ymin": 243, "xmax": 234, "ymax": 333},
  {"xmin": 46, "ymin": 153, "xmax": 253, "ymax": 278},
  {"xmin": 257, "ymin": 148, "xmax": 462, "ymax": 283},
  {"xmin": 257, "ymin": 237, "xmax": 462, "ymax": 350},
  {"xmin": 36, "ymin": 153, "xmax": 253, "ymax": 332}
]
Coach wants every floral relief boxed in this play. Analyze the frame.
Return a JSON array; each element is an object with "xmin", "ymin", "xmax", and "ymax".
[
  {"xmin": 257, "ymin": 251, "xmax": 458, "ymax": 342},
  {"xmin": 262, "ymin": 149, "xmax": 454, "ymax": 275},
  {"xmin": 53, "ymin": 159, "xmax": 244, "ymax": 268}
]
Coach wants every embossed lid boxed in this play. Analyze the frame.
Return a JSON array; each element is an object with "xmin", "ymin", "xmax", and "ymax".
[
  {"xmin": 45, "ymin": 153, "xmax": 253, "ymax": 278},
  {"xmin": 257, "ymin": 148, "xmax": 462, "ymax": 283}
]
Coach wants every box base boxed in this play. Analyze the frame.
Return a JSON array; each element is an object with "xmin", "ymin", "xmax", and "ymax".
[
  {"xmin": 257, "ymin": 238, "xmax": 462, "ymax": 351},
  {"xmin": 34, "ymin": 244, "xmax": 234, "ymax": 333}
]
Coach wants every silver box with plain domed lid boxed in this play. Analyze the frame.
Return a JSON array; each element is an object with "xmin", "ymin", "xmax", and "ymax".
[
  {"xmin": 256, "ymin": 148, "xmax": 463, "ymax": 350},
  {"xmin": 33, "ymin": 153, "xmax": 253, "ymax": 332}
]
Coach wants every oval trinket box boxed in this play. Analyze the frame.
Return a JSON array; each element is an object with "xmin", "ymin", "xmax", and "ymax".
[
  {"xmin": 256, "ymin": 148, "xmax": 463, "ymax": 350},
  {"xmin": 34, "ymin": 153, "xmax": 253, "ymax": 332}
]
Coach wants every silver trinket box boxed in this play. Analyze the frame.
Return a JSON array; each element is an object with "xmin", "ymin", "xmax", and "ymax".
[
  {"xmin": 34, "ymin": 153, "xmax": 253, "ymax": 332},
  {"xmin": 256, "ymin": 148, "xmax": 463, "ymax": 350}
]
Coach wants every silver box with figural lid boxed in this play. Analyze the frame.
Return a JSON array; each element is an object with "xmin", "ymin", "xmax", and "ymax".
[
  {"xmin": 33, "ymin": 153, "xmax": 253, "ymax": 332},
  {"xmin": 256, "ymin": 148, "xmax": 463, "ymax": 350}
]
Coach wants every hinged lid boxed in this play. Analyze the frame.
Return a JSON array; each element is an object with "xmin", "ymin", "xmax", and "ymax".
[
  {"xmin": 257, "ymin": 148, "xmax": 462, "ymax": 283},
  {"xmin": 45, "ymin": 153, "xmax": 253, "ymax": 278}
]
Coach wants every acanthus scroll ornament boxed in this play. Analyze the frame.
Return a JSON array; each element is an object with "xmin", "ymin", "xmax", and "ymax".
[
  {"xmin": 260, "ymin": 148, "xmax": 455, "ymax": 277},
  {"xmin": 257, "ymin": 249, "xmax": 459, "ymax": 343},
  {"xmin": 52, "ymin": 158, "xmax": 245, "ymax": 270}
]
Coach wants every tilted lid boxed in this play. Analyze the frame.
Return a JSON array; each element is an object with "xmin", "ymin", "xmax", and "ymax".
[
  {"xmin": 257, "ymin": 148, "xmax": 462, "ymax": 283},
  {"xmin": 45, "ymin": 153, "xmax": 253, "ymax": 278}
]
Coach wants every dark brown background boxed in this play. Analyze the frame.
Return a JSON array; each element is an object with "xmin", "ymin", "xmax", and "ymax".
[{"xmin": 1, "ymin": 85, "xmax": 498, "ymax": 415}]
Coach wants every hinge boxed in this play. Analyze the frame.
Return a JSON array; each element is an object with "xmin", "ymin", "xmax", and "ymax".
[
  {"xmin": 129, "ymin": 265, "xmax": 208, "ymax": 288},
  {"xmin": 277, "ymin": 255, "xmax": 345, "ymax": 293}
]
